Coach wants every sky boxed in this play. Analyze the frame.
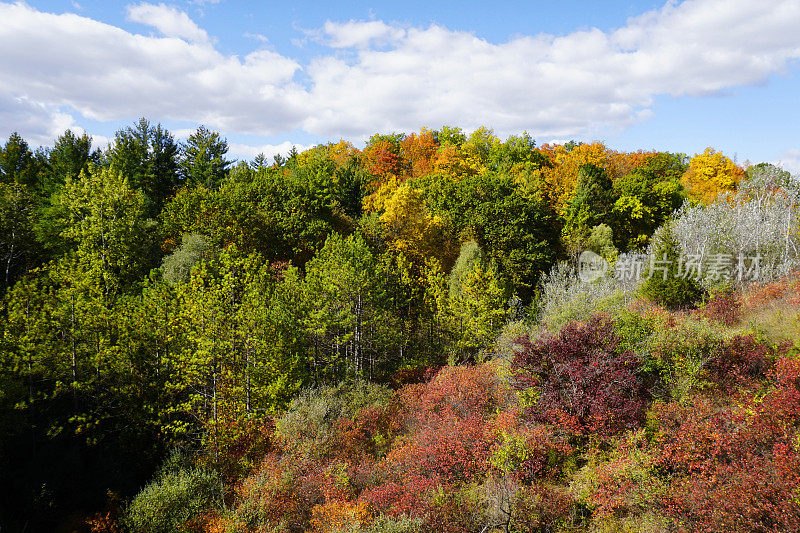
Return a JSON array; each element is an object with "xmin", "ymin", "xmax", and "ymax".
[{"xmin": 1, "ymin": 0, "xmax": 800, "ymax": 173}]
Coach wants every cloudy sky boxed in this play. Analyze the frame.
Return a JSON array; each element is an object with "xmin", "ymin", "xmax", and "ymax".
[{"xmin": 1, "ymin": 0, "xmax": 799, "ymax": 172}]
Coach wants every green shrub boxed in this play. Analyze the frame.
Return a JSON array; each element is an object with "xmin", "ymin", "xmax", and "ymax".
[
  {"xmin": 586, "ymin": 223, "xmax": 618, "ymax": 262},
  {"xmin": 493, "ymin": 320, "xmax": 535, "ymax": 361},
  {"xmin": 614, "ymin": 310, "xmax": 656, "ymax": 355},
  {"xmin": 644, "ymin": 318, "xmax": 732, "ymax": 401},
  {"xmin": 640, "ymin": 223, "xmax": 702, "ymax": 309},
  {"xmin": 537, "ymin": 261, "xmax": 631, "ymax": 331},
  {"xmin": 124, "ymin": 452, "xmax": 221, "ymax": 533},
  {"xmin": 448, "ymin": 240, "xmax": 483, "ymax": 298}
]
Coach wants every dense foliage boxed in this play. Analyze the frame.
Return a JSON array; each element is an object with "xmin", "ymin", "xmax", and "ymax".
[{"xmin": 1, "ymin": 122, "xmax": 799, "ymax": 531}]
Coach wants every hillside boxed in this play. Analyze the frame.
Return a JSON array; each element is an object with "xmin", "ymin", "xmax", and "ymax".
[{"xmin": 1, "ymin": 123, "xmax": 799, "ymax": 532}]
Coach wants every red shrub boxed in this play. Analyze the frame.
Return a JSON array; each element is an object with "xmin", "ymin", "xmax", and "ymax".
[
  {"xmin": 493, "ymin": 408, "xmax": 574, "ymax": 483},
  {"xmin": 358, "ymin": 473, "xmax": 438, "ymax": 517},
  {"xmin": 706, "ymin": 334, "xmax": 774, "ymax": 390},
  {"xmin": 390, "ymin": 365, "xmax": 440, "ymax": 389},
  {"xmin": 512, "ymin": 315, "xmax": 647, "ymax": 438},
  {"xmin": 400, "ymin": 364, "xmax": 504, "ymax": 430},
  {"xmin": 702, "ymin": 288, "xmax": 741, "ymax": 326},
  {"xmin": 653, "ymin": 358, "xmax": 800, "ymax": 531},
  {"xmin": 386, "ymin": 415, "xmax": 495, "ymax": 482}
]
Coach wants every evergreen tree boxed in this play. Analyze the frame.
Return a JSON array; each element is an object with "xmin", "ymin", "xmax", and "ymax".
[
  {"xmin": 107, "ymin": 118, "xmax": 180, "ymax": 214},
  {"xmin": 303, "ymin": 233, "xmax": 398, "ymax": 381},
  {"xmin": 0, "ymin": 132, "xmax": 39, "ymax": 187},
  {"xmin": 0, "ymin": 182, "xmax": 38, "ymax": 289},
  {"xmin": 44, "ymin": 129, "xmax": 96, "ymax": 195},
  {"xmin": 641, "ymin": 222, "xmax": 703, "ymax": 308},
  {"xmin": 179, "ymin": 126, "xmax": 232, "ymax": 189},
  {"xmin": 55, "ymin": 165, "xmax": 155, "ymax": 295}
]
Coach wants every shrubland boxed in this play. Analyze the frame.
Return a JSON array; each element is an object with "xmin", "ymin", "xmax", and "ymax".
[{"xmin": 1, "ymin": 123, "xmax": 799, "ymax": 531}]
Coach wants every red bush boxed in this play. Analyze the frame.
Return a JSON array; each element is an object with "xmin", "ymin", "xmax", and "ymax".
[
  {"xmin": 702, "ymin": 288, "xmax": 741, "ymax": 326},
  {"xmin": 399, "ymin": 364, "xmax": 504, "ymax": 429},
  {"xmin": 493, "ymin": 409, "xmax": 574, "ymax": 483},
  {"xmin": 653, "ymin": 358, "xmax": 800, "ymax": 531},
  {"xmin": 358, "ymin": 474, "xmax": 439, "ymax": 517},
  {"xmin": 387, "ymin": 415, "xmax": 495, "ymax": 482},
  {"xmin": 706, "ymin": 334, "xmax": 776, "ymax": 390},
  {"xmin": 512, "ymin": 315, "xmax": 647, "ymax": 438}
]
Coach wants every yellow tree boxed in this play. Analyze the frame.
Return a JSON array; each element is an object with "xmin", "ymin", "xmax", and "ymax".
[
  {"xmin": 379, "ymin": 184, "xmax": 456, "ymax": 270},
  {"xmin": 433, "ymin": 143, "xmax": 474, "ymax": 179},
  {"xmin": 326, "ymin": 140, "xmax": 360, "ymax": 167},
  {"xmin": 681, "ymin": 147, "xmax": 745, "ymax": 204},
  {"xmin": 460, "ymin": 126, "xmax": 501, "ymax": 175},
  {"xmin": 538, "ymin": 142, "xmax": 613, "ymax": 215}
]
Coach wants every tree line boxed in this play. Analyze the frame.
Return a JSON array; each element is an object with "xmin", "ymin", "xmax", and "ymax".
[{"xmin": 0, "ymin": 120, "xmax": 791, "ymax": 530}]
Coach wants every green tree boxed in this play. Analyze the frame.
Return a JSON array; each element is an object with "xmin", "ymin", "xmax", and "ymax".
[
  {"xmin": 466, "ymin": 174, "xmax": 560, "ymax": 302},
  {"xmin": 55, "ymin": 165, "xmax": 155, "ymax": 295},
  {"xmin": 43, "ymin": 129, "xmax": 96, "ymax": 195},
  {"xmin": 179, "ymin": 125, "xmax": 232, "ymax": 189},
  {"xmin": 611, "ymin": 165, "xmax": 685, "ymax": 251},
  {"xmin": 562, "ymin": 163, "xmax": 616, "ymax": 250},
  {"xmin": 586, "ymin": 223, "xmax": 618, "ymax": 262},
  {"xmin": 160, "ymin": 233, "xmax": 214, "ymax": 285},
  {"xmin": 641, "ymin": 223, "xmax": 703, "ymax": 309},
  {"xmin": 489, "ymin": 131, "xmax": 548, "ymax": 175},
  {"xmin": 448, "ymin": 262, "xmax": 505, "ymax": 362},
  {"xmin": 0, "ymin": 132, "xmax": 38, "ymax": 187},
  {"xmin": 116, "ymin": 277, "xmax": 190, "ymax": 443},
  {"xmin": 0, "ymin": 182, "xmax": 38, "ymax": 290},
  {"xmin": 0, "ymin": 255, "xmax": 163, "ymax": 525},
  {"xmin": 303, "ymin": 233, "xmax": 398, "ymax": 381},
  {"xmin": 436, "ymin": 125, "xmax": 466, "ymax": 147},
  {"xmin": 175, "ymin": 246, "xmax": 304, "ymax": 453},
  {"xmin": 107, "ymin": 118, "xmax": 180, "ymax": 214},
  {"xmin": 448, "ymin": 240, "xmax": 483, "ymax": 298}
]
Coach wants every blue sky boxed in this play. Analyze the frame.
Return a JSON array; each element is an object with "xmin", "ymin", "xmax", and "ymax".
[{"xmin": 1, "ymin": 0, "xmax": 799, "ymax": 172}]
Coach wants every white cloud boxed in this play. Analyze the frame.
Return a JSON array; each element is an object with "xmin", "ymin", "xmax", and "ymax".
[
  {"xmin": 303, "ymin": 0, "xmax": 800, "ymax": 139},
  {"xmin": 0, "ymin": 2, "xmax": 303, "ymax": 140},
  {"xmin": 323, "ymin": 20, "xmax": 405, "ymax": 49},
  {"xmin": 228, "ymin": 141, "xmax": 314, "ymax": 161},
  {"xmin": 244, "ymin": 31, "xmax": 270, "ymax": 43},
  {"xmin": 126, "ymin": 2, "xmax": 209, "ymax": 44},
  {"xmin": 0, "ymin": 94, "xmax": 78, "ymax": 145},
  {"xmin": 1, "ymin": 0, "xmax": 800, "ymax": 148}
]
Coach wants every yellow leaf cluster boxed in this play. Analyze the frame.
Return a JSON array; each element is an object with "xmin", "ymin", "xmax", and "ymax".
[
  {"xmin": 681, "ymin": 147, "xmax": 745, "ymax": 204},
  {"xmin": 380, "ymin": 184, "xmax": 447, "ymax": 265},
  {"xmin": 327, "ymin": 140, "xmax": 360, "ymax": 166},
  {"xmin": 537, "ymin": 142, "xmax": 656, "ymax": 215},
  {"xmin": 309, "ymin": 501, "xmax": 369, "ymax": 533}
]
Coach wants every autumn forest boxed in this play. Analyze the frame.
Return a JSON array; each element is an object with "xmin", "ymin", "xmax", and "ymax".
[{"xmin": 1, "ymin": 121, "xmax": 800, "ymax": 532}]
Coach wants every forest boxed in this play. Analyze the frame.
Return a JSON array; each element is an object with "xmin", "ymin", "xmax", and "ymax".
[{"xmin": 1, "ymin": 120, "xmax": 799, "ymax": 532}]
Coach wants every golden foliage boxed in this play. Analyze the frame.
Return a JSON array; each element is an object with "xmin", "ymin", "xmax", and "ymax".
[
  {"xmin": 380, "ymin": 184, "xmax": 447, "ymax": 265},
  {"xmin": 681, "ymin": 147, "xmax": 745, "ymax": 204},
  {"xmin": 309, "ymin": 500, "xmax": 370, "ymax": 533},
  {"xmin": 537, "ymin": 142, "xmax": 656, "ymax": 215},
  {"xmin": 433, "ymin": 143, "xmax": 474, "ymax": 178},
  {"xmin": 400, "ymin": 128, "xmax": 438, "ymax": 178},
  {"xmin": 327, "ymin": 140, "xmax": 360, "ymax": 166}
]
